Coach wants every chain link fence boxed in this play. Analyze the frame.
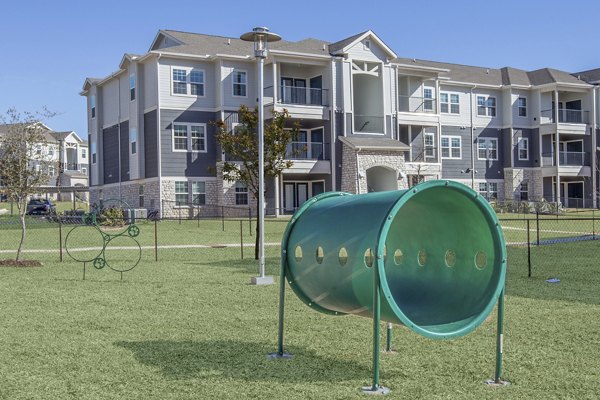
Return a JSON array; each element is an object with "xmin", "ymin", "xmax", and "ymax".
[{"xmin": 1, "ymin": 208, "xmax": 598, "ymax": 280}]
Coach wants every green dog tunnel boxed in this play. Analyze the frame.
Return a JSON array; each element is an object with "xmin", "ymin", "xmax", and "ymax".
[{"xmin": 273, "ymin": 180, "xmax": 508, "ymax": 393}]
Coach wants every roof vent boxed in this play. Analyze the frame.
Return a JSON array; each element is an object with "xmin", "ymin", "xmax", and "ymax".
[
  {"xmin": 486, "ymin": 69, "xmax": 490, "ymax": 74},
  {"xmin": 413, "ymin": 58, "xmax": 416, "ymax": 63},
  {"xmin": 322, "ymin": 44, "xmax": 326, "ymax": 51},
  {"xmin": 227, "ymin": 38, "xmax": 231, "ymax": 45}
]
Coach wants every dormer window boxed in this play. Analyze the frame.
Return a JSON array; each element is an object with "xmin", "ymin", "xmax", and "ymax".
[{"xmin": 364, "ymin": 40, "xmax": 371, "ymax": 50}]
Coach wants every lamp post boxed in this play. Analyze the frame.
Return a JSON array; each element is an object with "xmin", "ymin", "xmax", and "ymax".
[{"xmin": 241, "ymin": 27, "xmax": 281, "ymax": 285}]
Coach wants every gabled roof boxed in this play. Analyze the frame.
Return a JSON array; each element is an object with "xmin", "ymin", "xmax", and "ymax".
[
  {"xmin": 119, "ymin": 53, "xmax": 141, "ymax": 69},
  {"xmin": 575, "ymin": 68, "xmax": 600, "ymax": 84},
  {"xmin": 500, "ymin": 67, "xmax": 531, "ymax": 87},
  {"xmin": 527, "ymin": 68, "xmax": 589, "ymax": 86},
  {"xmin": 49, "ymin": 131, "xmax": 85, "ymax": 144},
  {"xmin": 328, "ymin": 30, "xmax": 397, "ymax": 59}
]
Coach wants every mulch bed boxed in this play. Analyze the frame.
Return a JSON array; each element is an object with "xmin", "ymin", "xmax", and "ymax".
[{"xmin": 0, "ymin": 260, "xmax": 43, "ymax": 267}]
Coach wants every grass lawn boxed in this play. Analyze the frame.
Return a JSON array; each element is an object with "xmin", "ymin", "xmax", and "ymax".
[{"xmin": 0, "ymin": 229, "xmax": 599, "ymax": 399}]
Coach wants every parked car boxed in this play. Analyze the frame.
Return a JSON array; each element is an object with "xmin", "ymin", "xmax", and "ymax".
[{"xmin": 26, "ymin": 199, "xmax": 56, "ymax": 215}]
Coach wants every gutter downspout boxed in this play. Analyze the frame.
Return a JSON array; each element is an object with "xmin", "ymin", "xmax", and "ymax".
[
  {"xmin": 554, "ymin": 89, "xmax": 560, "ymax": 207},
  {"xmin": 470, "ymin": 86, "xmax": 476, "ymax": 189},
  {"xmin": 118, "ymin": 74, "xmax": 122, "ymax": 200},
  {"xmin": 331, "ymin": 58, "xmax": 337, "ymax": 192},
  {"xmin": 156, "ymin": 53, "xmax": 163, "ymax": 217},
  {"xmin": 592, "ymin": 87, "xmax": 597, "ymax": 208},
  {"xmin": 356, "ymin": 146, "xmax": 362, "ymax": 194}
]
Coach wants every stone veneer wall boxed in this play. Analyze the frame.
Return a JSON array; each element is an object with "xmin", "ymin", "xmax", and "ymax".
[
  {"xmin": 340, "ymin": 142, "xmax": 406, "ymax": 194},
  {"xmin": 503, "ymin": 168, "xmax": 543, "ymax": 201},
  {"xmin": 89, "ymin": 180, "xmax": 160, "ymax": 210}
]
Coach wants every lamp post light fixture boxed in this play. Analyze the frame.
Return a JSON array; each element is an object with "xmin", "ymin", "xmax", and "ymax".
[{"xmin": 241, "ymin": 27, "xmax": 281, "ymax": 285}]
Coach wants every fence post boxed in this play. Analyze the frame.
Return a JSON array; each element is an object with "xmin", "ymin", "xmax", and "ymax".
[
  {"xmin": 178, "ymin": 206, "xmax": 181, "ymax": 225},
  {"xmin": 154, "ymin": 218, "xmax": 158, "ymax": 262},
  {"xmin": 240, "ymin": 219, "xmax": 244, "ymax": 260},
  {"xmin": 527, "ymin": 219, "xmax": 531, "ymax": 278},
  {"xmin": 222, "ymin": 206, "xmax": 225, "ymax": 232},
  {"xmin": 58, "ymin": 215, "xmax": 63, "ymax": 262},
  {"xmin": 197, "ymin": 204, "xmax": 200, "ymax": 228},
  {"xmin": 536, "ymin": 211, "xmax": 540, "ymax": 245},
  {"xmin": 248, "ymin": 208, "xmax": 252, "ymax": 236},
  {"xmin": 593, "ymin": 210, "xmax": 596, "ymax": 240}
]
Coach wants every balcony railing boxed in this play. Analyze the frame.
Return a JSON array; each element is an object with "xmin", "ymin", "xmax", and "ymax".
[
  {"xmin": 409, "ymin": 147, "xmax": 438, "ymax": 162},
  {"xmin": 286, "ymin": 141, "xmax": 326, "ymax": 160},
  {"xmin": 398, "ymin": 95, "xmax": 437, "ymax": 113},
  {"xmin": 541, "ymin": 151, "xmax": 590, "ymax": 167},
  {"xmin": 63, "ymin": 163, "xmax": 84, "ymax": 172},
  {"xmin": 280, "ymin": 86, "xmax": 328, "ymax": 106},
  {"xmin": 354, "ymin": 115, "xmax": 384, "ymax": 133},
  {"xmin": 540, "ymin": 109, "xmax": 589, "ymax": 124}
]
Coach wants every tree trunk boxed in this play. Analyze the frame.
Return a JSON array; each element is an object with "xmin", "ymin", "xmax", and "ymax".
[{"xmin": 16, "ymin": 203, "xmax": 26, "ymax": 261}]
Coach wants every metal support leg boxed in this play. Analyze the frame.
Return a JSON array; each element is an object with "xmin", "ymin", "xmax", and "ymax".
[
  {"xmin": 268, "ymin": 259, "xmax": 292, "ymax": 360},
  {"xmin": 362, "ymin": 265, "xmax": 389, "ymax": 395},
  {"xmin": 486, "ymin": 289, "xmax": 509, "ymax": 386},
  {"xmin": 384, "ymin": 322, "xmax": 395, "ymax": 354}
]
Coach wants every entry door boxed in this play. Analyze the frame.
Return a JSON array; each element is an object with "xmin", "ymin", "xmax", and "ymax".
[
  {"xmin": 283, "ymin": 183, "xmax": 295, "ymax": 213},
  {"xmin": 309, "ymin": 75, "xmax": 322, "ymax": 105},
  {"xmin": 294, "ymin": 79, "xmax": 306, "ymax": 104},
  {"xmin": 297, "ymin": 183, "xmax": 308, "ymax": 207},
  {"xmin": 567, "ymin": 182, "xmax": 584, "ymax": 208},
  {"xmin": 281, "ymin": 77, "xmax": 293, "ymax": 104}
]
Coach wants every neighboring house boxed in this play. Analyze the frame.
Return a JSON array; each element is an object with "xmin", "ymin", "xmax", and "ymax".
[
  {"xmin": 0, "ymin": 123, "xmax": 89, "ymax": 201},
  {"xmin": 81, "ymin": 29, "xmax": 599, "ymax": 215}
]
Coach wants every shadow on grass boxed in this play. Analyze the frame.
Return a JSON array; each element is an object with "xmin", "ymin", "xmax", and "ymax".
[
  {"xmin": 115, "ymin": 339, "xmax": 368, "ymax": 382},
  {"xmin": 180, "ymin": 256, "xmax": 282, "ymax": 275}
]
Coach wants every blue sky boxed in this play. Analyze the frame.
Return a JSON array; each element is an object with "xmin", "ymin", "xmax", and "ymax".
[{"xmin": 1, "ymin": 0, "xmax": 599, "ymax": 138}]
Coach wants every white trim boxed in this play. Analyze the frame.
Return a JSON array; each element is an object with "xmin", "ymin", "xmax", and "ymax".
[
  {"xmin": 171, "ymin": 122, "xmax": 208, "ymax": 153},
  {"xmin": 441, "ymin": 135, "xmax": 462, "ymax": 159},
  {"xmin": 129, "ymin": 73, "xmax": 136, "ymax": 102},
  {"xmin": 232, "ymin": 69, "xmax": 248, "ymax": 98},
  {"xmin": 476, "ymin": 95, "xmax": 497, "ymax": 117},
  {"xmin": 424, "ymin": 132, "xmax": 435, "ymax": 159},
  {"xmin": 517, "ymin": 96, "xmax": 527, "ymax": 118},
  {"xmin": 130, "ymin": 127, "xmax": 137, "ymax": 155},
  {"xmin": 517, "ymin": 137, "xmax": 529, "ymax": 161},
  {"xmin": 477, "ymin": 137, "xmax": 498, "ymax": 160},
  {"xmin": 440, "ymin": 92, "xmax": 460, "ymax": 114},
  {"xmin": 170, "ymin": 66, "xmax": 206, "ymax": 98}
]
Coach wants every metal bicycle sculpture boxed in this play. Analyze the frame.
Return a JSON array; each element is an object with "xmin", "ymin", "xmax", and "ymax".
[{"xmin": 64, "ymin": 199, "xmax": 142, "ymax": 280}]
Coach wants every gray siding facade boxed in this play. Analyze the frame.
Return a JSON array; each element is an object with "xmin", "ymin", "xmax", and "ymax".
[
  {"xmin": 440, "ymin": 125, "xmax": 472, "ymax": 179},
  {"xmin": 102, "ymin": 124, "xmax": 119, "ymax": 184},
  {"xmin": 119, "ymin": 120, "xmax": 129, "ymax": 182},
  {"xmin": 144, "ymin": 110, "xmax": 158, "ymax": 178},
  {"xmin": 160, "ymin": 109, "xmax": 218, "ymax": 177}
]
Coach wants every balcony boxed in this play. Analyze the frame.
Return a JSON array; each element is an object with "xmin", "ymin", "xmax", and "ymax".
[
  {"xmin": 265, "ymin": 86, "xmax": 329, "ymax": 120},
  {"xmin": 398, "ymin": 95, "xmax": 437, "ymax": 114},
  {"xmin": 397, "ymin": 95, "xmax": 440, "ymax": 126},
  {"xmin": 63, "ymin": 163, "xmax": 85, "ymax": 172},
  {"xmin": 541, "ymin": 151, "xmax": 591, "ymax": 177},
  {"xmin": 354, "ymin": 115, "xmax": 384, "ymax": 133},
  {"xmin": 540, "ymin": 109, "xmax": 589, "ymax": 135},
  {"xmin": 541, "ymin": 151, "xmax": 590, "ymax": 167},
  {"xmin": 286, "ymin": 141, "xmax": 326, "ymax": 160}
]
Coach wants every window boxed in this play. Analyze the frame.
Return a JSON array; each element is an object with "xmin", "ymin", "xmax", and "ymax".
[
  {"xmin": 36, "ymin": 145, "xmax": 42, "ymax": 155},
  {"xmin": 364, "ymin": 40, "xmax": 371, "ymax": 50},
  {"xmin": 130, "ymin": 73, "xmax": 136, "ymax": 101},
  {"xmin": 232, "ymin": 70, "xmax": 247, "ymax": 97},
  {"xmin": 520, "ymin": 182, "xmax": 529, "ymax": 201},
  {"xmin": 130, "ymin": 128, "xmax": 137, "ymax": 155},
  {"xmin": 235, "ymin": 181, "xmax": 248, "ymax": 205},
  {"xmin": 172, "ymin": 69, "xmax": 187, "ymax": 94},
  {"xmin": 477, "ymin": 96, "xmax": 496, "ymax": 117},
  {"xmin": 48, "ymin": 146, "xmax": 54, "ymax": 157},
  {"xmin": 173, "ymin": 124, "xmax": 188, "ymax": 151},
  {"xmin": 91, "ymin": 95, "xmax": 96, "ymax": 118},
  {"xmin": 91, "ymin": 142, "xmax": 97, "ymax": 164},
  {"xmin": 477, "ymin": 138, "xmax": 498, "ymax": 160},
  {"xmin": 139, "ymin": 185, "xmax": 144, "ymax": 208},
  {"xmin": 192, "ymin": 181, "xmax": 206, "ymax": 205},
  {"xmin": 81, "ymin": 148, "xmax": 87, "ymax": 159},
  {"xmin": 190, "ymin": 70, "xmax": 204, "ymax": 96},
  {"xmin": 172, "ymin": 123, "xmax": 207, "ymax": 152},
  {"xmin": 424, "ymin": 132, "xmax": 435, "ymax": 158},
  {"xmin": 440, "ymin": 93, "xmax": 459, "ymax": 114},
  {"xmin": 191, "ymin": 125, "xmax": 206, "ymax": 152},
  {"xmin": 424, "ymin": 88, "xmax": 433, "ymax": 111},
  {"xmin": 82, "ymin": 167, "xmax": 87, "ymax": 175},
  {"xmin": 518, "ymin": 97, "xmax": 527, "ymax": 117},
  {"xmin": 441, "ymin": 135, "xmax": 461, "ymax": 159},
  {"xmin": 518, "ymin": 137, "xmax": 529, "ymax": 160},
  {"xmin": 478, "ymin": 182, "xmax": 498, "ymax": 200},
  {"xmin": 48, "ymin": 166, "xmax": 55, "ymax": 177},
  {"xmin": 175, "ymin": 181, "xmax": 188, "ymax": 206}
]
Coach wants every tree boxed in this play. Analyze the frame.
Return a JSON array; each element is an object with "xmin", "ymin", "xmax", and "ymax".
[
  {"xmin": 0, "ymin": 108, "xmax": 55, "ymax": 261},
  {"xmin": 215, "ymin": 105, "xmax": 299, "ymax": 259}
]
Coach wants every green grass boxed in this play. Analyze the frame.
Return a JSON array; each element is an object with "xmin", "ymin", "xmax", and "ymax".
[{"xmin": 0, "ymin": 230, "xmax": 600, "ymax": 398}]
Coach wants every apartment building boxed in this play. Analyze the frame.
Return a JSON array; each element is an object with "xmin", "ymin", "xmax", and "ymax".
[
  {"xmin": 0, "ymin": 124, "xmax": 88, "ymax": 200},
  {"xmin": 81, "ymin": 29, "xmax": 598, "ymax": 214}
]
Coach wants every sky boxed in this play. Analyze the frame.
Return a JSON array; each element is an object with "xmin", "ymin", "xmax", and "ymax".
[{"xmin": 1, "ymin": 0, "xmax": 600, "ymax": 139}]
